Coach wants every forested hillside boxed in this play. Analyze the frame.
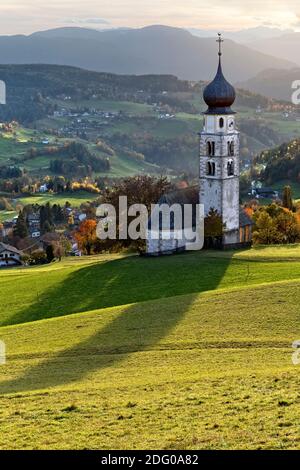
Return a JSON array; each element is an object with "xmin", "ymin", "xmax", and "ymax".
[{"xmin": 258, "ymin": 139, "xmax": 300, "ymax": 185}]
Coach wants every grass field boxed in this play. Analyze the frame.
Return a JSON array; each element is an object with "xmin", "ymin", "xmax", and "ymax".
[
  {"xmin": 1, "ymin": 246, "xmax": 300, "ymax": 449},
  {"xmin": 17, "ymin": 191, "xmax": 100, "ymax": 208},
  {"xmin": 102, "ymin": 153, "xmax": 159, "ymax": 178},
  {"xmin": 0, "ymin": 210, "xmax": 17, "ymax": 222}
]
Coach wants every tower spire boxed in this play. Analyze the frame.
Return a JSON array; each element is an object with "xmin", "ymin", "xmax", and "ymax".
[
  {"xmin": 203, "ymin": 31, "xmax": 235, "ymax": 114},
  {"xmin": 217, "ymin": 32, "xmax": 223, "ymax": 57}
]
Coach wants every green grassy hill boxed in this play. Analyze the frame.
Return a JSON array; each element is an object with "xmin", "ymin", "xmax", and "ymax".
[
  {"xmin": 1, "ymin": 247, "xmax": 300, "ymax": 449},
  {"xmin": 17, "ymin": 191, "xmax": 100, "ymax": 208}
]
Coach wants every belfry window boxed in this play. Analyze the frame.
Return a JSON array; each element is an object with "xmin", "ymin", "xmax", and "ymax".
[
  {"xmin": 207, "ymin": 161, "xmax": 216, "ymax": 176},
  {"xmin": 227, "ymin": 160, "xmax": 234, "ymax": 176},
  {"xmin": 219, "ymin": 117, "xmax": 224, "ymax": 129},
  {"xmin": 228, "ymin": 141, "xmax": 234, "ymax": 156},
  {"xmin": 207, "ymin": 141, "xmax": 215, "ymax": 157}
]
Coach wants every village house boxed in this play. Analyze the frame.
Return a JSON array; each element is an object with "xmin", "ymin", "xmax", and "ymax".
[
  {"xmin": 0, "ymin": 242, "xmax": 23, "ymax": 267},
  {"xmin": 1, "ymin": 220, "xmax": 14, "ymax": 238},
  {"xmin": 27, "ymin": 212, "xmax": 41, "ymax": 238}
]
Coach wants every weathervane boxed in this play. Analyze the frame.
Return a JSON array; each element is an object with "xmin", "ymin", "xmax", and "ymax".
[{"xmin": 217, "ymin": 32, "xmax": 223, "ymax": 57}]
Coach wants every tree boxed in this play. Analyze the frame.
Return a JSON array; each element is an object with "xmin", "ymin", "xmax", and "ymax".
[
  {"xmin": 75, "ymin": 219, "xmax": 97, "ymax": 255},
  {"xmin": 46, "ymin": 244, "xmax": 55, "ymax": 262},
  {"xmin": 282, "ymin": 185, "xmax": 293, "ymax": 211},
  {"xmin": 42, "ymin": 220, "xmax": 52, "ymax": 234},
  {"xmin": 40, "ymin": 203, "xmax": 53, "ymax": 233},
  {"xmin": 252, "ymin": 210, "xmax": 283, "ymax": 244},
  {"xmin": 14, "ymin": 211, "xmax": 28, "ymax": 238},
  {"xmin": 30, "ymin": 249, "xmax": 47, "ymax": 265},
  {"xmin": 53, "ymin": 241, "xmax": 66, "ymax": 261},
  {"xmin": 204, "ymin": 209, "xmax": 224, "ymax": 248},
  {"xmin": 276, "ymin": 209, "xmax": 300, "ymax": 243}
]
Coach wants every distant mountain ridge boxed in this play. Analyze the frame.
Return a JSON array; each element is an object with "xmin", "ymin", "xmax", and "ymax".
[
  {"xmin": 189, "ymin": 26, "xmax": 294, "ymax": 43},
  {"xmin": 236, "ymin": 68, "xmax": 300, "ymax": 101},
  {"xmin": 0, "ymin": 25, "xmax": 295, "ymax": 82},
  {"xmin": 246, "ymin": 33, "xmax": 300, "ymax": 66}
]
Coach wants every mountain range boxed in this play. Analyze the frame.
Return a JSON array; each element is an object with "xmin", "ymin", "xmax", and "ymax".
[
  {"xmin": 237, "ymin": 68, "xmax": 300, "ymax": 101},
  {"xmin": 188, "ymin": 26, "xmax": 294, "ymax": 43},
  {"xmin": 247, "ymin": 33, "xmax": 300, "ymax": 66},
  {"xmin": 0, "ymin": 25, "xmax": 295, "ymax": 82}
]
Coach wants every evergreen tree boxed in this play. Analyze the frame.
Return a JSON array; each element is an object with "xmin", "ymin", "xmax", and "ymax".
[
  {"xmin": 282, "ymin": 185, "xmax": 293, "ymax": 210},
  {"xmin": 42, "ymin": 220, "xmax": 52, "ymax": 234},
  {"xmin": 14, "ymin": 211, "xmax": 28, "ymax": 238}
]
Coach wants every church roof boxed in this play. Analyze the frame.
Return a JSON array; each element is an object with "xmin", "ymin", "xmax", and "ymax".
[
  {"xmin": 203, "ymin": 34, "xmax": 236, "ymax": 115},
  {"xmin": 239, "ymin": 209, "xmax": 254, "ymax": 228},
  {"xmin": 148, "ymin": 186, "xmax": 198, "ymax": 231},
  {"xmin": 158, "ymin": 186, "xmax": 198, "ymax": 206},
  {"xmin": 148, "ymin": 186, "xmax": 253, "ymax": 231}
]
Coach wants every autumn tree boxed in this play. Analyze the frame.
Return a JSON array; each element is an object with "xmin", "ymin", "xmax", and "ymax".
[
  {"xmin": 204, "ymin": 209, "xmax": 224, "ymax": 248},
  {"xmin": 75, "ymin": 219, "xmax": 97, "ymax": 255},
  {"xmin": 253, "ymin": 204, "xmax": 300, "ymax": 245},
  {"xmin": 53, "ymin": 241, "xmax": 65, "ymax": 261},
  {"xmin": 252, "ymin": 211, "xmax": 279, "ymax": 245}
]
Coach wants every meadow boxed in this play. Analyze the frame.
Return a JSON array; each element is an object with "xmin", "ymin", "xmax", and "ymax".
[
  {"xmin": 0, "ymin": 210, "xmax": 16, "ymax": 222},
  {"xmin": 17, "ymin": 191, "xmax": 100, "ymax": 208},
  {"xmin": 1, "ymin": 247, "xmax": 300, "ymax": 449}
]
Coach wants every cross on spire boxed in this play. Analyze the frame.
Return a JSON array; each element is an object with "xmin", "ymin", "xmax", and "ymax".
[{"xmin": 217, "ymin": 32, "xmax": 223, "ymax": 57}]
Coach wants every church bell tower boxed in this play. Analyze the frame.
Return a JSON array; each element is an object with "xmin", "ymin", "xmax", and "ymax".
[{"xmin": 199, "ymin": 33, "xmax": 240, "ymax": 246}]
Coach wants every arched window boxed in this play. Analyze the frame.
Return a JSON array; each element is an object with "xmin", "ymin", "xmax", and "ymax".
[
  {"xmin": 219, "ymin": 117, "xmax": 224, "ymax": 129},
  {"xmin": 228, "ymin": 141, "xmax": 234, "ymax": 156},
  {"xmin": 227, "ymin": 160, "xmax": 234, "ymax": 176},
  {"xmin": 207, "ymin": 161, "xmax": 216, "ymax": 176},
  {"xmin": 207, "ymin": 140, "xmax": 215, "ymax": 157}
]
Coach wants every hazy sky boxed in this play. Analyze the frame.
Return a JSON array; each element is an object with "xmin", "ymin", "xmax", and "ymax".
[{"xmin": 1, "ymin": 0, "xmax": 300, "ymax": 35}]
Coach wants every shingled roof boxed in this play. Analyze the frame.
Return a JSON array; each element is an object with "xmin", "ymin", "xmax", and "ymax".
[
  {"xmin": 158, "ymin": 186, "xmax": 199, "ymax": 206},
  {"xmin": 149, "ymin": 186, "xmax": 254, "ymax": 231},
  {"xmin": 239, "ymin": 209, "xmax": 254, "ymax": 228},
  {"xmin": 0, "ymin": 242, "xmax": 22, "ymax": 255},
  {"xmin": 148, "ymin": 186, "xmax": 199, "ymax": 231}
]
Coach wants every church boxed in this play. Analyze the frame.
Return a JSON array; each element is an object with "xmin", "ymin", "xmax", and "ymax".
[{"xmin": 146, "ymin": 33, "xmax": 253, "ymax": 255}]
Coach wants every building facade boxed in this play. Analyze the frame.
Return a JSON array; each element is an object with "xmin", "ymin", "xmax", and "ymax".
[{"xmin": 0, "ymin": 242, "xmax": 22, "ymax": 267}]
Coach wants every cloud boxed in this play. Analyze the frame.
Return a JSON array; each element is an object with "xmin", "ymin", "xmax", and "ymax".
[
  {"xmin": 68, "ymin": 17, "xmax": 110, "ymax": 25},
  {"xmin": 0, "ymin": 0, "xmax": 298, "ymax": 34}
]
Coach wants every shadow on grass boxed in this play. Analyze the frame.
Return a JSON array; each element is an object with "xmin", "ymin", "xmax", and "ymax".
[
  {"xmin": 0, "ymin": 252, "xmax": 232, "ymax": 394},
  {"xmin": 2, "ymin": 252, "xmax": 235, "ymax": 327}
]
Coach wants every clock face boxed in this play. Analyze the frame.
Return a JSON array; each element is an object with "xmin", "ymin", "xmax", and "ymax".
[{"xmin": 228, "ymin": 119, "xmax": 234, "ymax": 129}]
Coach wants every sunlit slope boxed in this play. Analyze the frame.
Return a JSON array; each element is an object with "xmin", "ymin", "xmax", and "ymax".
[
  {"xmin": 0, "ymin": 278, "xmax": 299, "ymax": 449},
  {"xmin": 2, "ymin": 246, "xmax": 300, "ymax": 326}
]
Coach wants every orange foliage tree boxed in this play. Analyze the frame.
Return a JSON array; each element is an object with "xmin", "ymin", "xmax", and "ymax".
[{"xmin": 75, "ymin": 219, "xmax": 97, "ymax": 255}]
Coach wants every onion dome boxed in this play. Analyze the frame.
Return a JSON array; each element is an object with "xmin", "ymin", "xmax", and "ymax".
[{"xmin": 203, "ymin": 33, "xmax": 236, "ymax": 115}]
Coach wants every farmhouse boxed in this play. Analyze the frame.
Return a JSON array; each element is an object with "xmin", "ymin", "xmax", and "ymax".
[
  {"xmin": 0, "ymin": 242, "xmax": 22, "ymax": 267},
  {"xmin": 146, "ymin": 33, "xmax": 253, "ymax": 255}
]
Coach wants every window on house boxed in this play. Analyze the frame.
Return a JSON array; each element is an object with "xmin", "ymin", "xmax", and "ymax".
[
  {"xmin": 219, "ymin": 117, "xmax": 224, "ymax": 128},
  {"xmin": 227, "ymin": 160, "xmax": 234, "ymax": 176},
  {"xmin": 207, "ymin": 141, "xmax": 215, "ymax": 156},
  {"xmin": 228, "ymin": 141, "xmax": 234, "ymax": 156},
  {"xmin": 207, "ymin": 161, "xmax": 216, "ymax": 176}
]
